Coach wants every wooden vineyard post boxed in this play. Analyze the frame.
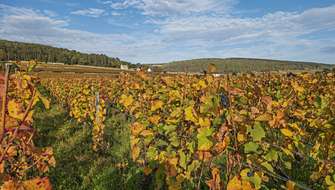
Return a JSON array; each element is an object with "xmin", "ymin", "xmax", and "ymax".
[
  {"xmin": 0, "ymin": 63, "xmax": 11, "ymax": 141},
  {"xmin": 95, "ymin": 91, "xmax": 100, "ymax": 124}
]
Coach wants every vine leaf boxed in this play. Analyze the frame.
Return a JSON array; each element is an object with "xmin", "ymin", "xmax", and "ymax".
[
  {"xmin": 240, "ymin": 169, "xmax": 262, "ymax": 189},
  {"xmin": 227, "ymin": 176, "xmax": 254, "ymax": 190},
  {"xmin": 7, "ymin": 100, "xmax": 24, "ymax": 120},
  {"xmin": 247, "ymin": 122, "xmax": 265, "ymax": 141},
  {"xmin": 264, "ymin": 149, "xmax": 278, "ymax": 162},
  {"xmin": 151, "ymin": 100, "xmax": 164, "ymax": 112},
  {"xmin": 185, "ymin": 106, "xmax": 197, "ymax": 123},
  {"xmin": 197, "ymin": 127, "xmax": 213, "ymax": 151},
  {"xmin": 255, "ymin": 113, "xmax": 272, "ymax": 122},
  {"xmin": 280, "ymin": 128, "xmax": 294, "ymax": 137},
  {"xmin": 244, "ymin": 142, "xmax": 259, "ymax": 153},
  {"xmin": 119, "ymin": 94, "xmax": 134, "ymax": 107}
]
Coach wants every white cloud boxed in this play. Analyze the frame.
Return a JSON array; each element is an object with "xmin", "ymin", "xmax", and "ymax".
[
  {"xmin": 111, "ymin": 12, "xmax": 122, "ymax": 16},
  {"xmin": 102, "ymin": 0, "xmax": 236, "ymax": 16},
  {"xmin": 0, "ymin": 3, "xmax": 335, "ymax": 64},
  {"xmin": 71, "ymin": 8, "xmax": 105, "ymax": 18},
  {"xmin": 157, "ymin": 5, "xmax": 335, "ymax": 42}
]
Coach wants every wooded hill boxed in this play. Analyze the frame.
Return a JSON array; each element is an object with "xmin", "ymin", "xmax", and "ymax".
[
  {"xmin": 0, "ymin": 39, "xmax": 130, "ymax": 67},
  {"xmin": 157, "ymin": 58, "xmax": 334, "ymax": 73}
]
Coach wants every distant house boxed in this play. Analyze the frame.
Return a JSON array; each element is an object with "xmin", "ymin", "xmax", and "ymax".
[
  {"xmin": 147, "ymin": 68, "xmax": 152, "ymax": 72},
  {"xmin": 120, "ymin": 65, "xmax": 128, "ymax": 70},
  {"xmin": 213, "ymin": 73, "xmax": 223, "ymax": 77}
]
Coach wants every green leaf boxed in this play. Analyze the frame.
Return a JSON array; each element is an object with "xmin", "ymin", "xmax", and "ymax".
[
  {"xmin": 187, "ymin": 142, "xmax": 195, "ymax": 153},
  {"xmin": 197, "ymin": 127, "xmax": 214, "ymax": 151},
  {"xmin": 240, "ymin": 169, "xmax": 262, "ymax": 189},
  {"xmin": 156, "ymin": 139, "xmax": 168, "ymax": 147},
  {"xmin": 179, "ymin": 150, "xmax": 187, "ymax": 170},
  {"xmin": 188, "ymin": 160, "xmax": 200, "ymax": 173},
  {"xmin": 169, "ymin": 134, "xmax": 180, "ymax": 147},
  {"xmin": 284, "ymin": 161, "xmax": 292, "ymax": 170},
  {"xmin": 244, "ymin": 142, "xmax": 259, "ymax": 153},
  {"xmin": 164, "ymin": 125, "xmax": 177, "ymax": 134},
  {"xmin": 247, "ymin": 122, "xmax": 266, "ymax": 141},
  {"xmin": 261, "ymin": 162, "xmax": 274, "ymax": 173},
  {"xmin": 264, "ymin": 149, "xmax": 278, "ymax": 162},
  {"xmin": 146, "ymin": 147, "xmax": 158, "ymax": 160}
]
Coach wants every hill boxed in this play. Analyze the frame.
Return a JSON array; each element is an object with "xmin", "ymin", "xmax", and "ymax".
[
  {"xmin": 0, "ymin": 39, "xmax": 130, "ymax": 67},
  {"xmin": 157, "ymin": 58, "xmax": 334, "ymax": 73}
]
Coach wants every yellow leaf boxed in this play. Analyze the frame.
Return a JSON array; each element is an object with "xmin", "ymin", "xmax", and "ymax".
[
  {"xmin": 185, "ymin": 106, "xmax": 198, "ymax": 123},
  {"xmin": 149, "ymin": 115, "xmax": 161, "ymax": 125},
  {"xmin": 143, "ymin": 167, "xmax": 152, "ymax": 175},
  {"xmin": 151, "ymin": 100, "xmax": 164, "ymax": 111},
  {"xmin": 37, "ymin": 92, "xmax": 50, "ymax": 109},
  {"xmin": 255, "ymin": 113, "xmax": 272, "ymax": 121},
  {"xmin": 7, "ymin": 100, "xmax": 24, "ymax": 120},
  {"xmin": 141, "ymin": 130, "xmax": 153, "ymax": 137},
  {"xmin": 326, "ymin": 176, "xmax": 335, "ymax": 186},
  {"xmin": 168, "ymin": 157, "xmax": 179, "ymax": 167},
  {"xmin": 281, "ymin": 128, "xmax": 294, "ymax": 137},
  {"xmin": 227, "ymin": 176, "xmax": 254, "ymax": 190},
  {"xmin": 291, "ymin": 81, "xmax": 304, "ymax": 93},
  {"xmin": 7, "ymin": 146, "xmax": 17, "ymax": 157},
  {"xmin": 131, "ymin": 146, "xmax": 140, "ymax": 161},
  {"xmin": 286, "ymin": 180, "xmax": 295, "ymax": 190},
  {"xmin": 237, "ymin": 133, "xmax": 245, "ymax": 142},
  {"xmin": 131, "ymin": 122, "xmax": 145, "ymax": 136},
  {"xmin": 197, "ymin": 80, "xmax": 207, "ymax": 89},
  {"xmin": 119, "ymin": 94, "xmax": 134, "ymax": 107},
  {"xmin": 198, "ymin": 117, "xmax": 211, "ymax": 128}
]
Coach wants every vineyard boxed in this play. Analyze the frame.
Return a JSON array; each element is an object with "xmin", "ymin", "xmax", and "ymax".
[{"xmin": 0, "ymin": 61, "xmax": 335, "ymax": 189}]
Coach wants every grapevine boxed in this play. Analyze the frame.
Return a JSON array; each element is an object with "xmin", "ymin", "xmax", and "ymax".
[
  {"xmin": 0, "ymin": 62, "xmax": 55, "ymax": 189},
  {"xmin": 41, "ymin": 70, "xmax": 335, "ymax": 189}
]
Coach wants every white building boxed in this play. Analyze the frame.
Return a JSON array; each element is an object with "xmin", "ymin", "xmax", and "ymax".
[{"xmin": 120, "ymin": 65, "xmax": 128, "ymax": 70}]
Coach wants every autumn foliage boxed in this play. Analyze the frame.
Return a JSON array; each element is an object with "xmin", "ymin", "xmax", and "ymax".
[
  {"xmin": 0, "ymin": 62, "xmax": 54, "ymax": 189},
  {"xmin": 41, "ymin": 70, "xmax": 335, "ymax": 189}
]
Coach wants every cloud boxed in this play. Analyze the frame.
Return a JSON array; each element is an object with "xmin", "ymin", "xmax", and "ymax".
[
  {"xmin": 0, "ymin": 4, "xmax": 135, "ymax": 57},
  {"xmin": 0, "ymin": 3, "xmax": 335, "ymax": 64},
  {"xmin": 111, "ymin": 12, "xmax": 122, "ymax": 16},
  {"xmin": 157, "ymin": 5, "xmax": 335, "ymax": 42},
  {"xmin": 71, "ymin": 8, "xmax": 105, "ymax": 18},
  {"xmin": 102, "ymin": 0, "xmax": 236, "ymax": 16}
]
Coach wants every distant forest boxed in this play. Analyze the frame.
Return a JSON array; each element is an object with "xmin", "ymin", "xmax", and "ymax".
[{"xmin": 0, "ymin": 39, "xmax": 130, "ymax": 67}]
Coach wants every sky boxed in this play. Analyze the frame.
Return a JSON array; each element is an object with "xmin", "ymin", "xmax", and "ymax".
[{"xmin": 0, "ymin": 0, "xmax": 335, "ymax": 64}]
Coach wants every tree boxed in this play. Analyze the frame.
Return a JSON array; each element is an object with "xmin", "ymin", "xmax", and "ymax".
[
  {"xmin": 0, "ymin": 49, "xmax": 6, "ymax": 61},
  {"xmin": 0, "ymin": 39, "xmax": 131, "ymax": 67}
]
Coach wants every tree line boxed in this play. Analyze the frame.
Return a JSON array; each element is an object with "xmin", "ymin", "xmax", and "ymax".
[{"xmin": 0, "ymin": 39, "xmax": 131, "ymax": 67}]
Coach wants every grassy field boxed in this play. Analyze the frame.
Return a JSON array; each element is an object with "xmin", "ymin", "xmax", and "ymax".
[{"xmin": 33, "ymin": 91, "xmax": 148, "ymax": 190}]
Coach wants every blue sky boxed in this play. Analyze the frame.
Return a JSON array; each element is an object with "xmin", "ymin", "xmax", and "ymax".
[{"xmin": 0, "ymin": 0, "xmax": 335, "ymax": 64}]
